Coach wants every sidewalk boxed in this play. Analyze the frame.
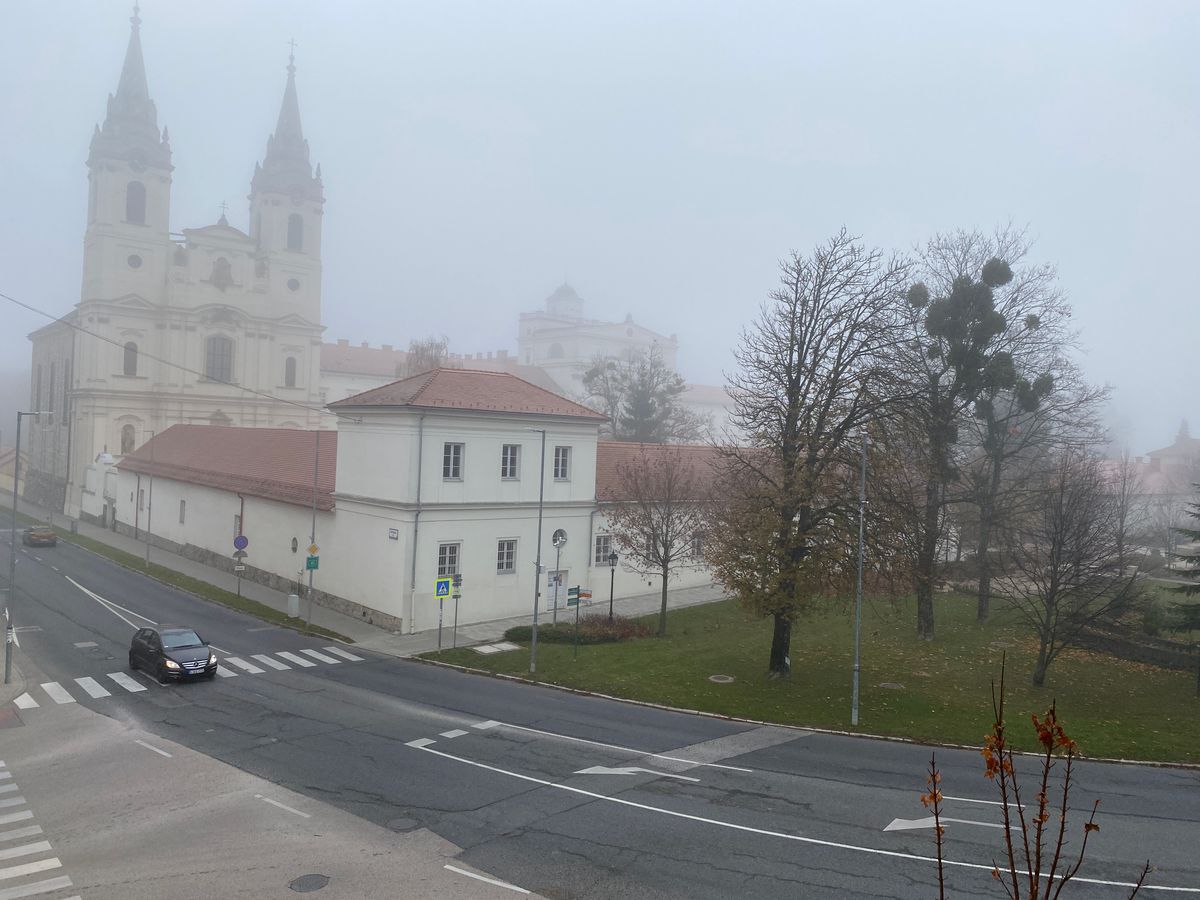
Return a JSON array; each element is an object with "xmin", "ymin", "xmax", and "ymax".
[{"xmin": 13, "ymin": 499, "xmax": 728, "ymax": 658}]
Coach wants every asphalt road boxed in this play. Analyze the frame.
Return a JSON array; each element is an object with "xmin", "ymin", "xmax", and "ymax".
[{"xmin": 4, "ymin": 536, "xmax": 1199, "ymax": 899}]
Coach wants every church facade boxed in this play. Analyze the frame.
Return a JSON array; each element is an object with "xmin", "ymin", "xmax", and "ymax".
[{"xmin": 26, "ymin": 11, "xmax": 326, "ymax": 522}]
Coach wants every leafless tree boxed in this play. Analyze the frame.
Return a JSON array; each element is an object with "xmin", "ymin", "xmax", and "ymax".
[
  {"xmin": 1111, "ymin": 449, "xmax": 1146, "ymax": 573},
  {"xmin": 582, "ymin": 346, "xmax": 707, "ymax": 443},
  {"xmin": 400, "ymin": 335, "xmax": 448, "ymax": 377}
]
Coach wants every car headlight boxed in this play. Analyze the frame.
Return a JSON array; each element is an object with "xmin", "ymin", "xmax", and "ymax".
[
  {"xmin": 209, "ymin": 654, "xmax": 218, "ymax": 665},
  {"xmin": 164, "ymin": 659, "xmax": 181, "ymax": 669}
]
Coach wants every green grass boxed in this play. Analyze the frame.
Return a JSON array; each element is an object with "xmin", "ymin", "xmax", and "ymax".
[
  {"xmin": 9, "ymin": 509, "xmax": 350, "ymax": 643},
  {"xmin": 424, "ymin": 594, "xmax": 1200, "ymax": 764}
]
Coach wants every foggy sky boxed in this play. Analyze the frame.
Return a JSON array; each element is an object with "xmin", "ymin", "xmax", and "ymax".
[{"xmin": 1, "ymin": 1, "xmax": 1196, "ymax": 453}]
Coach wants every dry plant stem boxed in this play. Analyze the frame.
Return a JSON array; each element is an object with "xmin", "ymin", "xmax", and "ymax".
[
  {"xmin": 1045, "ymin": 749, "xmax": 1076, "ymax": 898},
  {"xmin": 989, "ymin": 669, "xmax": 1024, "ymax": 899},
  {"xmin": 925, "ymin": 754, "xmax": 946, "ymax": 899}
]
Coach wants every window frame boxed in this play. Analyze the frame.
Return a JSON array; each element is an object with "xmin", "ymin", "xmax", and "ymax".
[
  {"xmin": 205, "ymin": 335, "xmax": 234, "ymax": 383},
  {"xmin": 287, "ymin": 213, "xmax": 304, "ymax": 251},
  {"xmin": 437, "ymin": 542, "xmax": 461, "ymax": 578},
  {"xmin": 496, "ymin": 538, "xmax": 517, "ymax": 575},
  {"xmin": 284, "ymin": 356, "xmax": 297, "ymax": 388},
  {"xmin": 179, "ymin": 499, "xmax": 186, "ymax": 525},
  {"xmin": 442, "ymin": 442, "xmax": 464, "ymax": 480},
  {"xmin": 500, "ymin": 443, "xmax": 521, "ymax": 480},
  {"xmin": 123, "ymin": 341, "xmax": 139, "ymax": 377},
  {"xmin": 594, "ymin": 534, "xmax": 613, "ymax": 566},
  {"xmin": 553, "ymin": 445, "xmax": 571, "ymax": 481},
  {"xmin": 125, "ymin": 181, "xmax": 146, "ymax": 225}
]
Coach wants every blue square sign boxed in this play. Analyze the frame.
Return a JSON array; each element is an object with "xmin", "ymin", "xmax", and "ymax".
[{"xmin": 435, "ymin": 578, "xmax": 451, "ymax": 598}]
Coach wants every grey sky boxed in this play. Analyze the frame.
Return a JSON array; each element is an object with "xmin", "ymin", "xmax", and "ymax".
[{"xmin": 1, "ymin": 1, "xmax": 1196, "ymax": 452}]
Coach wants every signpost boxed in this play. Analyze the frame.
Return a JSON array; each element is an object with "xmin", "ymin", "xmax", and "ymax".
[
  {"xmin": 568, "ymin": 586, "xmax": 592, "ymax": 659},
  {"xmin": 551, "ymin": 529, "xmax": 567, "ymax": 626},
  {"xmin": 306, "ymin": 556, "xmax": 319, "ymax": 571},
  {"xmin": 233, "ymin": 535, "xmax": 249, "ymax": 597},
  {"xmin": 434, "ymin": 578, "xmax": 452, "ymax": 649}
]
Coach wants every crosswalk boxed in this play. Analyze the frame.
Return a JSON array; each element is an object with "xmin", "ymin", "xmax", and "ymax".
[
  {"xmin": 0, "ymin": 760, "xmax": 80, "ymax": 900},
  {"xmin": 11, "ymin": 645, "xmax": 365, "ymax": 711}
]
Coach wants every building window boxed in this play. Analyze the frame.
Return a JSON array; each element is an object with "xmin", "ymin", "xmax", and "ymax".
[
  {"xmin": 437, "ymin": 542, "xmax": 460, "ymax": 577},
  {"xmin": 120, "ymin": 424, "xmax": 135, "ymax": 455},
  {"xmin": 179, "ymin": 500, "xmax": 186, "ymax": 524},
  {"xmin": 287, "ymin": 214, "xmax": 304, "ymax": 251},
  {"xmin": 125, "ymin": 181, "xmax": 146, "ymax": 224},
  {"xmin": 594, "ymin": 534, "xmax": 613, "ymax": 566},
  {"xmin": 443, "ymin": 442, "xmax": 463, "ymax": 480},
  {"xmin": 138, "ymin": 488, "xmax": 145, "ymax": 511},
  {"xmin": 284, "ymin": 356, "xmax": 297, "ymax": 388},
  {"xmin": 553, "ymin": 446, "xmax": 571, "ymax": 480},
  {"xmin": 123, "ymin": 341, "xmax": 138, "ymax": 376},
  {"xmin": 34, "ymin": 364, "xmax": 41, "ymax": 411},
  {"xmin": 691, "ymin": 533, "xmax": 704, "ymax": 559},
  {"xmin": 548, "ymin": 342, "xmax": 564, "ymax": 359},
  {"xmin": 47, "ymin": 363, "xmax": 56, "ymax": 415},
  {"xmin": 497, "ymin": 539, "xmax": 517, "ymax": 574},
  {"xmin": 205, "ymin": 335, "xmax": 234, "ymax": 383},
  {"xmin": 500, "ymin": 444, "xmax": 520, "ymax": 480}
]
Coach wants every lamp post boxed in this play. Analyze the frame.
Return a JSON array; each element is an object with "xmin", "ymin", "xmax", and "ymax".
[
  {"xmin": 528, "ymin": 428, "xmax": 547, "ymax": 673},
  {"xmin": 143, "ymin": 430, "xmax": 155, "ymax": 567},
  {"xmin": 551, "ymin": 528, "xmax": 567, "ymax": 626},
  {"xmin": 607, "ymin": 551, "xmax": 618, "ymax": 620},
  {"xmin": 306, "ymin": 429, "xmax": 320, "ymax": 631},
  {"xmin": 6, "ymin": 410, "xmax": 48, "ymax": 685},
  {"xmin": 851, "ymin": 433, "xmax": 868, "ymax": 727}
]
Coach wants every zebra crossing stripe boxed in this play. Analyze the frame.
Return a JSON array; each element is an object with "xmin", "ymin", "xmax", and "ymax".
[
  {"xmin": 214, "ymin": 667, "xmax": 237, "ymax": 678},
  {"xmin": 105, "ymin": 672, "xmax": 146, "ymax": 693},
  {"xmin": 251, "ymin": 654, "xmax": 290, "ymax": 670},
  {"xmin": 225, "ymin": 657, "xmax": 265, "ymax": 674},
  {"xmin": 74, "ymin": 677, "xmax": 110, "ymax": 699},
  {"xmin": 0, "ymin": 826, "xmax": 43, "ymax": 845},
  {"xmin": 324, "ymin": 646, "xmax": 364, "ymax": 662},
  {"xmin": 0, "ymin": 841, "xmax": 52, "ymax": 862},
  {"xmin": 0, "ymin": 773, "xmax": 9, "ymax": 782},
  {"xmin": 0, "ymin": 813, "xmax": 32, "ymax": 828},
  {"xmin": 299, "ymin": 648, "xmax": 339, "ymax": 664},
  {"xmin": 38, "ymin": 684, "xmax": 74, "ymax": 706},
  {"xmin": 0, "ymin": 873, "xmax": 73, "ymax": 898},
  {"xmin": 11, "ymin": 695, "xmax": 36, "ymax": 710},
  {"xmin": 276, "ymin": 651, "xmax": 316, "ymax": 668},
  {"xmin": 0, "ymin": 786, "xmax": 17, "ymax": 796}
]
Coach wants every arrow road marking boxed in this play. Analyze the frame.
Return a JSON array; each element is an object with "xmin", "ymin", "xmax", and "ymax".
[
  {"xmin": 884, "ymin": 816, "xmax": 1012, "ymax": 832},
  {"xmin": 574, "ymin": 765, "xmax": 700, "ymax": 782}
]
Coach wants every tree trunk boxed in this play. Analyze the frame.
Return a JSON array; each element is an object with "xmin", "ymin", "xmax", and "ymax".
[
  {"xmin": 917, "ymin": 476, "xmax": 939, "ymax": 641},
  {"xmin": 768, "ymin": 613, "xmax": 792, "ymax": 677},
  {"xmin": 976, "ymin": 451, "xmax": 1003, "ymax": 623},
  {"xmin": 657, "ymin": 567, "xmax": 669, "ymax": 637},
  {"xmin": 1032, "ymin": 640, "xmax": 1051, "ymax": 688}
]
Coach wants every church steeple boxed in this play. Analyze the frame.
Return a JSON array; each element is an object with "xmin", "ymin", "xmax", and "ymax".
[{"xmin": 251, "ymin": 48, "xmax": 322, "ymax": 201}]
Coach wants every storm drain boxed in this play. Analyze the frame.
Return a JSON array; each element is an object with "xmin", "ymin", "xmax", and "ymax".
[{"xmin": 289, "ymin": 874, "xmax": 331, "ymax": 892}]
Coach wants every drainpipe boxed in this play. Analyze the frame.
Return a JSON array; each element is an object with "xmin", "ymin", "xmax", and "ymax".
[
  {"xmin": 587, "ymin": 505, "xmax": 599, "ymax": 572},
  {"xmin": 134, "ymin": 473, "xmax": 141, "ymax": 538},
  {"xmin": 407, "ymin": 413, "xmax": 425, "ymax": 634}
]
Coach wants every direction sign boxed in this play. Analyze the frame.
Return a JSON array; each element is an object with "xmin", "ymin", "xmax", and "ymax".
[
  {"xmin": 232, "ymin": 549, "xmax": 248, "ymax": 559},
  {"xmin": 452, "ymin": 573, "xmax": 463, "ymax": 588},
  {"xmin": 233, "ymin": 564, "xmax": 246, "ymax": 572},
  {"xmin": 308, "ymin": 543, "xmax": 319, "ymax": 556},
  {"xmin": 567, "ymin": 585, "xmax": 580, "ymax": 607},
  {"xmin": 435, "ymin": 578, "xmax": 451, "ymax": 598},
  {"xmin": 233, "ymin": 534, "xmax": 249, "ymax": 551},
  {"xmin": 306, "ymin": 556, "xmax": 319, "ymax": 571}
]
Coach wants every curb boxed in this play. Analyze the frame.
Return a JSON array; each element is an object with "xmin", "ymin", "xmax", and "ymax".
[{"xmin": 0, "ymin": 656, "xmax": 28, "ymax": 709}]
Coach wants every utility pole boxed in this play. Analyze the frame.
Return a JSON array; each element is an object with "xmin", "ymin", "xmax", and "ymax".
[
  {"xmin": 306, "ymin": 430, "xmax": 320, "ymax": 631},
  {"xmin": 851, "ymin": 433, "xmax": 868, "ymax": 727},
  {"xmin": 144, "ymin": 430, "xmax": 155, "ymax": 567},
  {"xmin": 529, "ymin": 429, "xmax": 546, "ymax": 673},
  {"xmin": 6, "ymin": 411, "xmax": 46, "ymax": 685}
]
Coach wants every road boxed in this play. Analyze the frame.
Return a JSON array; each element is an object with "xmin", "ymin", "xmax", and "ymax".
[{"xmin": 3, "ymin": 535, "xmax": 1199, "ymax": 898}]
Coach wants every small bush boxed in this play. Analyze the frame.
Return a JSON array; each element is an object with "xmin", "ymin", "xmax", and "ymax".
[{"xmin": 503, "ymin": 614, "xmax": 653, "ymax": 645}]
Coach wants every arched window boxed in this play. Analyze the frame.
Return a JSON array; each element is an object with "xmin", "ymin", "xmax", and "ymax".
[
  {"xmin": 548, "ymin": 343, "xmax": 564, "ymax": 359},
  {"xmin": 120, "ymin": 424, "xmax": 136, "ymax": 455},
  {"xmin": 287, "ymin": 214, "xmax": 303, "ymax": 251},
  {"xmin": 125, "ymin": 181, "xmax": 146, "ymax": 224},
  {"xmin": 123, "ymin": 341, "xmax": 138, "ymax": 376},
  {"xmin": 205, "ymin": 335, "xmax": 234, "ymax": 383},
  {"xmin": 284, "ymin": 356, "xmax": 297, "ymax": 388}
]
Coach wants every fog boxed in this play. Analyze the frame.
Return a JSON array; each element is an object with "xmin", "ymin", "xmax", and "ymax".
[{"xmin": 1, "ymin": 0, "xmax": 1196, "ymax": 452}]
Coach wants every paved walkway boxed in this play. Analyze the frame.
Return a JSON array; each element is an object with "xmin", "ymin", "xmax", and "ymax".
[{"xmin": 11, "ymin": 499, "xmax": 728, "ymax": 658}]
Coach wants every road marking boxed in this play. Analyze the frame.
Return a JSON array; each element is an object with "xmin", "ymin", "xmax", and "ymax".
[
  {"xmin": 443, "ymin": 864, "xmax": 529, "ymax": 895},
  {"xmin": 0, "ymin": 857, "xmax": 60, "ymax": 882},
  {"xmin": 574, "ymin": 765, "xmax": 700, "ymax": 782},
  {"xmin": 0, "ymin": 875, "xmax": 73, "ymax": 899},
  {"xmin": 254, "ymin": 794, "xmax": 310, "ymax": 819},
  {"xmin": 105, "ymin": 672, "xmax": 146, "ymax": 693},
  {"xmin": 50, "ymin": 567, "xmax": 59, "ymax": 573},
  {"xmin": 38, "ymin": 683, "xmax": 73, "ymax": 706},
  {"xmin": 323, "ymin": 646, "xmax": 363, "ymax": 661},
  {"xmin": 884, "ymin": 816, "xmax": 1010, "ymax": 832},
  {"xmin": 439, "ymin": 730, "xmax": 469, "ymax": 739},
  {"xmin": 491, "ymin": 721, "xmax": 754, "ymax": 773},
  {"xmin": 214, "ymin": 667, "xmax": 237, "ymax": 678},
  {"xmin": 0, "ymin": 826, "xmax": 43, "ymax": 845},
  {"xmin": 64, "ymin": 576, "xmax": 155, "ymax": 629},
  {"xmin": 473, "ymin": 720, "xmax": 500, "ymax": 729},
  {"xmin": 0, "ymin": 814, "xmax": 32, "ymax": 829},
  {"xmin": 405, "ymin": 738, "xmax": 437, "ymax": 749},
  {"xmin": 252, "ymin": 654, "xmax": 290, "ymax": 670},
  {"xmin": 277, "ymin": 651, "xmax": 316, "ymax": 668},
  {"xmin": 207, "ymin": 643, "xmax": 231, "ymax": 655},
  {"xmin": 74, "ymin": 677, "xmax": 110, "ymax": 699},
  {"xmin": 225, "ymin": 657, "xmax": 265, "ymax": 674},
  {"xmin": 72, "ymin": 642, "xmax": 97, "ymax": 649},
  {"xmin": 299, "ymin": 648, "xmax": 339, "ymax": 664},
  {"xmin": 134, "ymin": 740, "xmax": 172, "ymax": 759},
  {"xmin": 10, "ymin": 695, "xmax": 36, "ymax": 710},
  {"xmin": 0, "ymin": 842, "xmax": 52, "ymax": 863},
  {"xmin": 0, "ymin": 787, "xmax": 16, "ymax": 796},
  {"xmin": 943, "ymin": 795, "xmax": 1004, "ymax": 807},
  {"xmin": 0, "ymin": 774, "xmax": 7, "ymax": 781},
  {"xmin": 408, "ymin": 742, "xmax": 1200, "ymax": 895},
  {"xmin": 0, "ymin": 801, "xmax": 25, "ymax": 812}
]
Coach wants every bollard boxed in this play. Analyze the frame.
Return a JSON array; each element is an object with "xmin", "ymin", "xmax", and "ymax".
[{"xmin": 287, "ymin": 593, "xmax": 300, "ymax": 618}]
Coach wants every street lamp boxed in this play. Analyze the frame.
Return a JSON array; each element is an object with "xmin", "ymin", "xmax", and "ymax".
[
  {"xmin": 851, "ymin": 433, "xmax": 868, "ymax": 727},
  {"xmin": 6, "ymin": 410, "xmax": 49, "ymax": 685},
  {"xmin": 607, "ymin": 551, "xmax": 618, "ymax": 621},
  {"xmin": 527, "ymin": 428, "xmax": 547, "ymax": 673},
  {"xmin": 143, "ymin": 429, "xmax": 156, "ymax": 567},
  {"xmin": 551, "ymin": 528, "xmax": 567, "ymax": 626}
]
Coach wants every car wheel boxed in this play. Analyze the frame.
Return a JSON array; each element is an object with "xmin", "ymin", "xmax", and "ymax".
[
  {"xmin": 128, "ymin": 651, "xmax": 138, "ymax": 672},
  {"xmin": 156, "ymin": 661, "xmax": 168, "ymax": 683},
  {"xmin": 205, "ymin": 671, "xmax": 217, "ymax": 681}
]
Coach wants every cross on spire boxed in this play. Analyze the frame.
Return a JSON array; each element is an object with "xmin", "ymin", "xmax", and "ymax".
[
  {"xmin": 287, "ymin": 37, "xmax": 297, "ymax": 71},
  {"xmin": 219, "ymin": 200, "xmax": 229, "ymax": 215}
]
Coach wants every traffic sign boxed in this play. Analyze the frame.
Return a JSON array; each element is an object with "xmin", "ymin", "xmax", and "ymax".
[
  {"xmin": 308, "ymin": 543, "xmax": 319, "ymax": 556},
  {"xmin": 567, "ymin": 585, "xmax": 580, "ymax": 607},
  {"xmin": 452, "ymin": 573, "xmax": 463, "ymax": 588},
  {"xmin": 435, "ymin": 578, "xmax": 451, "ymax": 598},
  {"xmin": 232, "ymin": 549, "xmax": 248, "ymax": 559},
  {"xmin": 233, "ymin": 564, "xmax": 246, "ymax": 572},
  {"xmin": 306, "ymin": 556, "xmax": 319, "ymax": 571},
  {"xmin": 233, "ymin": 534, "xmax": 249, "ymax": 551}
]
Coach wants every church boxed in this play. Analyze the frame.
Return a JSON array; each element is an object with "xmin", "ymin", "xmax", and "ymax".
[{"xmin": 26, "ymin": 9, "xmax": 326, "ymax": 523}]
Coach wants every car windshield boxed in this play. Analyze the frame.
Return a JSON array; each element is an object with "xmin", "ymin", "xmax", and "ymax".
[{"xmin": 161, "ymin": 629, "xmax": 204, "ymax": 650}]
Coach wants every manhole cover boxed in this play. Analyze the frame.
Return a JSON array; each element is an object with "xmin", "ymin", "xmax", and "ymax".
[
  {"xmin": 386, "ymin": 816, "xmax": 419, "ymax": 832},
  {"xmin": 289, "ymin": 874, "xmax": 330, "ymax": 893},
  {"xmin": 878, "ymin": 682, "xmax": 905, "ymax": 690},
  {"xmin": 708, "ymin": 674, "xmax": 736, "ymax": 684}
]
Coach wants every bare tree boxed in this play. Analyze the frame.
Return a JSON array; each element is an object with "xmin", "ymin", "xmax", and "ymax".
[
  {"xmin": 993, "ymin": 450, "xmax": 1140, "ymax": 687},
  {"xmin": 1111, "ymin": 449, "xmax": 1146, "ymax": 573},
  {"xmin": 709, "ymin": 230, "xmax": 909, "ymax": 676},
  {"xmin": 583, "ymin": 347, "xmax": 707, "ymax": 443},
  {"xmin": 602, "ymin": 445, "xmax": 710, "ymax": 637},
  {"xmin": 400, "ymin": 335, "xmax": 448, "ymax": 377}
]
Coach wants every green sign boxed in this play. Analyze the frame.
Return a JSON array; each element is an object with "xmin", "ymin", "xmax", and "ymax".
[
  {"xmin": 435, "ymin": 577, "xmax": 451, "ymax": 598},
  {"xmin": 567, "ymin": 585, "xmax": 580, "ymax": 607},
  {"xmin": 306, "ymin": 555, "xmax": 319, "ymax": 571}
]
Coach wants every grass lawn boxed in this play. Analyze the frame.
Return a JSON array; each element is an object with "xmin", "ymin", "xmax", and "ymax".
[{"xmin": 424, "ymin": 593, "xmax": 1200, "ymax": 764}]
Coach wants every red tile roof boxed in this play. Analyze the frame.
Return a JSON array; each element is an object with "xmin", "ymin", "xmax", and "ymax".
[
  {"xmin": 330, "ymin": 368, "xmax": 605, "ymax": 420},
  {"xmin": 118, "ymin": 426, "xmax": 337, "ymax": 510},
  {"xmin": 595, "ymin": 441, "xmax": 721, "ymax": 501}
]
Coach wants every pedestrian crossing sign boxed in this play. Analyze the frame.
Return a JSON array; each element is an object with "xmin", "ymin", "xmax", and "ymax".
[{"xmin": 435, "ymin": 578, "xmax": 451, "ymax": 598}]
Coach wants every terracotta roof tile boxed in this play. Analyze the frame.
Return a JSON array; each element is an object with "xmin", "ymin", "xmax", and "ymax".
[
  {"xmin": 118, "ymin": 425, "xmax": 337, "ymax": 510},
  {"xmin": 595, "ymin": 441, "xmax": 721, "ymax": 501}
]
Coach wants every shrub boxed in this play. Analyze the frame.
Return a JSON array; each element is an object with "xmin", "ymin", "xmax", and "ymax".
[{"xmin": 503, "ymin": 614, "xmax": 653, "ymax": 645}]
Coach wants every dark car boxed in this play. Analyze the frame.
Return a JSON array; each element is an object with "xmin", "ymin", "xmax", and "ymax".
[
  {"xmin": 129, "ymin": 626, "xmax": 218, "ymax": 681},
  {"xmin": 21, "ymin": 525, "xmax": 57, "ymax": 547}
]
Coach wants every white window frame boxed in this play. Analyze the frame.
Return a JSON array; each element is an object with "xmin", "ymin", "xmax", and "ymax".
[
  {"xmin": 443, "ymin": 442, "xmax": 464, "ymax": 480},
  {"xmin": 437, "ymin": 542, "xmax": 461, "ymax": 577},
  {"xmin": 496, "ymin": 538, "xmax": 517, "ymax": 574},
  {"xmin": 500, "ymin": 444, "xmax": 521, "ymax": 480},
  {"xmin": 179, "ymin": 499, "xmax": 186, "ymax": 525},
  {"xmin": 594, "ymin": 534, "xmax": 613, "ymax": 566},
  {"xmin": 553, "ymin": 445, "xmax": 571, "ymax": 481}
]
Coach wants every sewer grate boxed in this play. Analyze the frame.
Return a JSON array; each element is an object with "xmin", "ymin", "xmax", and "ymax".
[
  {"xmin": 289, "ymin": 874, "xmax": 330, "ymax": 893},
  {"xmin": 708, "ymin": 674, "xmax": 736, "ymax": 684}
]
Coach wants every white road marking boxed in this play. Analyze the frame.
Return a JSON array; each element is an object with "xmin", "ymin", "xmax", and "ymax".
[
  {"xmin": 943, "ymin": 795, "xmax": 1004, "ymax": 807},
  {"xmin": 207, "ymin": 642, "xmax": 230, "ymax": 654},
  {"xmin": 0, "ymin": 875, "xmax": 73, "ymax": 899},
  {"xmin": 105, "ymin": 672, "xmax": 146, "ymax": 693},
  {"xmin": 10, "ymin": 694, "xmax": 36, "ymax": 710},
  {"xmin": 443, "ymin": 864, "xmax": 529, "ymax": 895},
  {"xmin": 405, "ymin": 738, "xmax": 436, "ymax": 749},
  {"xmin": 408, "ymin": 742, "xmax": 1199, "ymax": 895},
  {"xmin": 0, "ymin": 842, "xmax": 51, "ymax": 863},
  {"xmin": 254, "ymin": 794, "xmax": 310, "ymax": 819},
  {"xmin": 574, "ymin": 765, "xmax": 700, "ymax": 782},
  {"xmin": 299, "ymin": 648, "xmax": 339, "ymax": 664},
  {"xmin": 439, "ymin": 730, "xmax": 469, "ymax": 739},
  {"xmin": 473, "ymin": 720, "xmax": 500, "ymax": 729},
  {"xmin": 277, "ymin": 651, "xmax": 316, "ymax": 668},
  {"xmin": 0, "ymin": 814, "xmax": 33, "ymax": 828},
  {"xmin": 71, "ymin": 642, "xmax": 97, "ymax": 649},
  {"xmin": 0, "ymin": 801, "xmax": 24, "ymax": 811},
  {"xmin": 0, "ymin": 787, "xmax": 16, "ymax": 796},
  {"xmin": 0, "ymin": 857, "xmax": 60, "ymax": 882},
  {"xmin": 134, "ymin": 740, "xmax": 172, "ymax": 759},
  {"xmin": 323, "ymin": 646, "xmax": 363, "ymax": 661},
  {"xmin": 214, "ymin": 667, "xmax": 237, "ymax": 678},
  {"xmin": 0, "ymin": 826, "xmax": 43, "ymax": 845},
  {"xmin": 252, "ymin": 654, "xmax": 290, "ymax": 670},
  {"xmin": 225, "ymin": 657, "xmax": 265, "ymax": 674},
  {"xmin": 38, "ymin": 683, "xmax": 73, "ymax": 706},
  {"xmin": 64, "ymin": 576, "xmax": 154, "ymax": 629},
  {"xmin": 74, "ymin": 677, "xmax": 110, "ymax": 699},
  {"xmin": 884, "ymin": 815, "xmax": 1010, "ymax": 832}
]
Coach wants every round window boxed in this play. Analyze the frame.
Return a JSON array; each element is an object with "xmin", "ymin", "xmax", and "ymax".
[
  {"xmin": 127, "ymin": 254, "xmax": 143, "ymax": 269},
  {"xmin": 287, "ymin": 278, "xmax": 300, "ymax": 292}
]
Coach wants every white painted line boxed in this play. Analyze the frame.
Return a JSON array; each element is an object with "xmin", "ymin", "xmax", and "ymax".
[
  {"xmin": 0, "ymin": 857, "xmax": 61, "ymax": 882},
  {"xmin": 439, "ymin": 730, "xmax": 469, "ymax": 739},
  {"xmin": 574, "ymin": 765, "xmax": 700, "ymax": 782},
  {"xmin": 134, "ymin": 740, "xmax": 172, "ymax": 759},
  {"xmin": 225, "ymin": 657, "xmax": 265, "ymax": 674},
  {"xmin": 0, "ymin": 842, "xmax": 51, "ymax": 863},
  {"xmin": 0, "ymin": 802, "xmax": 24, "ymax": 812},
  {"xmin": 0, "ymin": 827, "xmax": 42, "ymax": 845},
  {"xmin": 72, "ymin": 641, "xmax": 97, "ymax": 649},
  {"xmin": 106, "ymin": 672, "xmax": 146, "ymax": 693},
  {"xmin": 0, "ymin": 786, "xmax": 17, "ymax": 796},
  {"xmin": 65, "ymin": 576, "xmax": 155, "ymax": 629},
  {"xmin": 885, "ymin": 815, "xmax": 1011, "ymax": 832},
  {"xmin": 299, "ymin": 648, "xmax": 339, "ymax": 664},
  {"xmin": 0, "ymin": 773, "xmax": 8, "ymax": 782},
  {"xmin": 405, "ymin": 738, "xmax": 436, "ymax": 749},
  {"xmin": 0, "ymin": 815, "xmax": 32, "ymax": 829},
  {"xmin": 473, "ymin": 720, "xmax": 500, "ymax": 729},
  {"xmin": 943, "ymin": 795, "xmax": 1005, "ymax": 807},
  {"xmin": 443, "ymin": 864, "xmax": 529, "ymax": 895},
  {"xmin": 409, "ymin": 742, "xmax": 1198, "ymax": 895},
  {"xmin": 38, "ymin": 683, "xmax": 73, "ymax": 705},
  {"xmin": 0, "ymin": 875, "xmax": 74, "ymax": 899},
  {"xmin": 75, "ymin": 677, "xmax": 110, "ymax": 699},
  {"xmin": 207, "ymin": 643, "xmax": 230, "ymax": 655},
  {"xmin": 277, "ymin": 651, "xmax": 316, "ymax": 668},
  {"xmin": 214, "ymin": 667, "xmax": 237, "ymax": 678},
  {"xmin": 49, "ymin": 567, "xmax": 59, "ymax": 573},
  {"xmin": 495, "ymin": 721, "xmax": 754, "ymax": 772},
  {"xmin": 252, "ymin": 654, "xmax": 290, "ymax": 670},
  {"xmin": 323, "ymin": 646, "xmax": 363, "ymax": 661},
  {"xmin": 254, "ymin": 794, "xmax": 310, "ymax": 819}
]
